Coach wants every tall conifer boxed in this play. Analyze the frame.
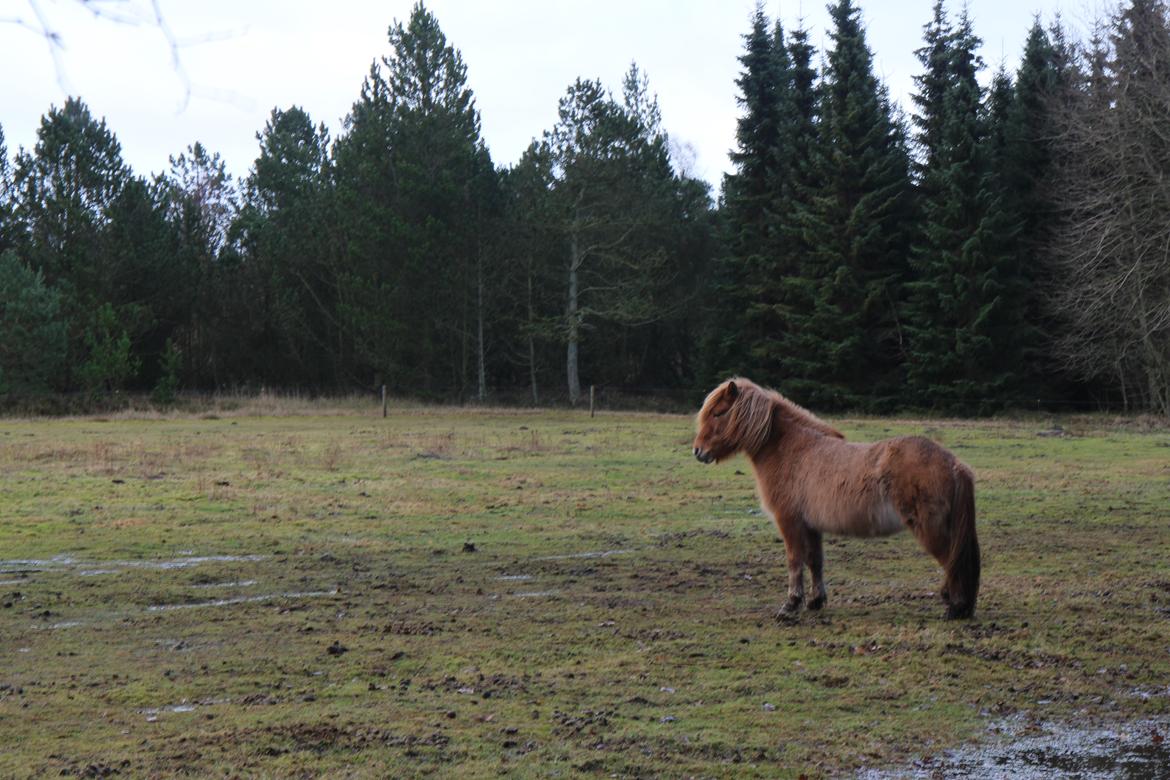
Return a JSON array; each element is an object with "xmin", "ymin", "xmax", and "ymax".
[
  {"xmin": 906, "ymin": 6, "xmax": 1023, "ymax": 410},
  {"xmin": 704, "ymin": 4, "xmax": 786, "ymax": 384},
  {"xmin": 784, "ymin": 0, "xmax": 912, "ymax": 409}
]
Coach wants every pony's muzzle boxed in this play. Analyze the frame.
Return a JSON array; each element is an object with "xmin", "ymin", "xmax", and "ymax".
[{"xmin": 694, "ymin": 447, "xmax": 714, "ymax": 464}]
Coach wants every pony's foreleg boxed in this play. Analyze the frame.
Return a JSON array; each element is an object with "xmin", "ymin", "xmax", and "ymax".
[
  {"xmin": 804, "ymin": 527, "xmax": 827, "ymax": 610},
  {"xmin": 774, "ymin": 517, "xmax": 807, "ymax": 620}
]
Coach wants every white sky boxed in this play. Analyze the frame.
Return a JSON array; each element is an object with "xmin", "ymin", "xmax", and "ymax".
[{"xmin": 2, "ymin": 0, "xmax": 1092, "ymax": 191}]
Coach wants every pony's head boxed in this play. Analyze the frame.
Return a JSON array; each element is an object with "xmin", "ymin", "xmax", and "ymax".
[{"xmin": 693, "ymin": 378, "xmax": 775, "ymax": 464}]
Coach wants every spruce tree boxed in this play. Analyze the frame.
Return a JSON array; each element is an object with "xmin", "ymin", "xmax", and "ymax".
[
  {"xmin": 1005, "ymin": 19, "xmax": 1069, "ymax": 395},
  {"xmin": 747, "ymin": 21, "xmax": 826, "ymax": 387},
  {"xmin": 785, "ymin": 0, "xmax": 912, "ymax": 409},
  {"xmin": 905, "ymin": 6, "xmax": 1023, "ymax": 411},
  {"xmin": 724, "ymin": 6, "xmax": 786, "ymax": 259},
  {"xmin": 0, "ymin": 124, "xmax": 17, "ymax": 255},
  {"xmin": 912, "ymin": 0, "xmax": 955, "ymax": 181},
  {"xmin": 984, "ymin": 66, "xmax": 1015, "ymax": 167},
  {"xmin": 704, "ymin": 4, "xmax": 786, "ymax": 384}
]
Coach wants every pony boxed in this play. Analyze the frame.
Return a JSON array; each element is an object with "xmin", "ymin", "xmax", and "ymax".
[{"xmin": 693, "ymin": 378, "xmax": 980, "ymax": 621}]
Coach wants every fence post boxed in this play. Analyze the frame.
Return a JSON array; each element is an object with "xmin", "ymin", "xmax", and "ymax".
[
  {"xmin": 590, "ymin": 385, "xmax": 595, "ymax": 418},
  {"xmin": 382, "ymin": 385, "xmax": 387, "ymax": 418}
]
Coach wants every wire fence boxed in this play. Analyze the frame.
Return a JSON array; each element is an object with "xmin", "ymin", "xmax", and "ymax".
[{"xmin": 0, "ymin": 384, "xmax": 1162, "ymax": 418}]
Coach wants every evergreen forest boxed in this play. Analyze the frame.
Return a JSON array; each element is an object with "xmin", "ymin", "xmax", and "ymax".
[{"xmin": 3, "ymin": 0, "xmax": 1169, "ymax": 415}]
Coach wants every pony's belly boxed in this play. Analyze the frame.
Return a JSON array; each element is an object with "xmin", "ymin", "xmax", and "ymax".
[
  {"xmin": 808, "ymin": 501, "xmax": 905, "ymax": 538},
  {"xmin": 870, "ymin": 501, "xmax": 907, "ymax": 536}
]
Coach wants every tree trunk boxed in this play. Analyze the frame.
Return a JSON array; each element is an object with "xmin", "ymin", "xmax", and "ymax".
[
  {"xmin": 527, "ymin": 264, "xmax": 539, "ymax": 405},
  {"xmin": 566, "ymin": 227, "xmax": 581, "ymax": 406},
  {"xmin": 476, "ymin": 244, "xmax": 486, "ymax": 403}
]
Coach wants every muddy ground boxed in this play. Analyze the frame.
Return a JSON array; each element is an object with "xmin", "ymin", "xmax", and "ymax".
[{"xmin": 0, "ymin": 408, "xmax": 1167, "ymax": 777}]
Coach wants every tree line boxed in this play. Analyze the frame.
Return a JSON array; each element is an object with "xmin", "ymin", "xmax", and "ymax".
[{"xmin": 1, "ymin": 0, "xmax": 1168, "ymax": 414}]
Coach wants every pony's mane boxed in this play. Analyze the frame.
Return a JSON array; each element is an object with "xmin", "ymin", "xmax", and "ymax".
[
  {"xmin": 769, "ymin": 386, "xmax": 845, "ymax": 440},
  {"xmin": 700, "ymin": 378, "xmax": 844, "ymax": 454}
]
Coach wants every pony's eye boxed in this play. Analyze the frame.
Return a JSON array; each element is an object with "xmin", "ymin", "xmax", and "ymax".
[{"xmin": 712, "ymin": 409, "xmax": 727, "ymax": 418}]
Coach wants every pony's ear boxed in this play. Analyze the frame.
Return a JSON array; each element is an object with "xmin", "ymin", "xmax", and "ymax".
[{"xmin": 727, "ymin": 381, "xmax": 739, "ymax": 400}]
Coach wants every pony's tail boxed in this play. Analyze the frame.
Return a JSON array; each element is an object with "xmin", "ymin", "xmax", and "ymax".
[{"xmin": 944, "ymin": 465, "xmax": 980, "ymax": 620}]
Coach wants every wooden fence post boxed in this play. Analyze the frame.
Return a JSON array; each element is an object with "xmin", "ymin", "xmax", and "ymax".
[
  {"xmin": 382, "ymin": 385, "xmax": 387, "ymax": 418},
  {"xmin": 590, "ymin": 385, "xmax": 595, "ymax": 418}
]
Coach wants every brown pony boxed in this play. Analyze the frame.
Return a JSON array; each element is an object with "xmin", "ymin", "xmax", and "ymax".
[{"xmin": 693, "ymin": 378, "xmax": 980, "ymax": 620}]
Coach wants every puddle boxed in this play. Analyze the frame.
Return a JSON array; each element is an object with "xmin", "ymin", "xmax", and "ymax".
[
  {"xmin": 0, "ymin": 579, "xmax": 27, "ymax": 586},
  {"xmin": 191, "ymin": 580, "xmax": 258, "ymax": 589},
  {"xmin": 859, "ymin": 718, "xmax": 1170, "ymax": 779},
  {"xmin": 0, "ymin": 555, "xmax": 79, "ymax": 569},
  {"xmin": 34, "ymin": 620, "xmax": 85, "ymax": 630},
  {"xmin": 509, "ymin": 590, "xmax": 560, "ymax": 599},
  {"xmin": 535, "ymin": 548, "xmax": 635, "ymax": 561},
  {"xmin": 0, "ymin": 554, "xmax": 267, "ymax": 574},
  {"xmin": 496, "ymin": 574, "xmax": 534, "ymax": 581},
  {"xmin": 146, "ymin": 590, "xmax": 336, "ymax": 612},
  {"xmin": 113, "ymin": 554, "xmax": 268, "ymax": 570},
  {"xmin": 143, "ymin": 704, "xmax": 197, "ymax": 720}
]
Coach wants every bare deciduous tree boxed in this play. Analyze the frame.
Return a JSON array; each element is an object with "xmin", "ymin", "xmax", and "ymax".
[
  {"xmin": 1048, "ymin": 1, "xmax": 1170, "ymax": 415},
  {"xmin": 2, "ymin": 0, "xmax": 234, "ymax": 109}
]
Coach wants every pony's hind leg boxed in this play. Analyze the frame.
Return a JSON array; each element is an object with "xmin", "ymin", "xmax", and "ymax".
[
  {"xmin": 894, "ymin": 491, "xmax": 955, "ymax": 613},
  {"xmin": 900, "ymin": 496, "xmax": 979, "ymax": 620},
  {"xmin": 805, "ymin": 527, "xmax": 827, "ymax": 611}
]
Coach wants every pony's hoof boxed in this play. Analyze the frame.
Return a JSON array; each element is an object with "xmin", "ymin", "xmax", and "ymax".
[
  {"xmin": 806, "ymin": 595, "xmax": 826, "ymax": 611},
  {"xmin": 774, "ymin": 600, "xmax": 802, "ymax": 622},
  {"xmin": 944, "ymin": 603, "xmax": 974, "ymax": 620}
]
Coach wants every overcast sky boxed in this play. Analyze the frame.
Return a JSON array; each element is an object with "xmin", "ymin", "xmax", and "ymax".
[{"xmin": 2, "ymin": 0, "xmax": 1095, "ymax": 191}]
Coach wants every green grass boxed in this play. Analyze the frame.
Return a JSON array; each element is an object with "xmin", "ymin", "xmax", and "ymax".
[{"xmin": 0, "ymin": 407, "xmax": 1167, "ymax": 777}]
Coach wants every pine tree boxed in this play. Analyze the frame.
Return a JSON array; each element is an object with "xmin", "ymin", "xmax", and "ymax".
[
  {"xmin": 13, "ymin": 98, "xmax": 132, "ymax": 389},
  {"xmin": 1006, "ymin": 19, "xmax": 1057, "ymax": 210},
  {"xmin": 784, "ymin": 0, "xmax": 912, "ymax": 409},
  {"xmin": 499, "ymin": 143, "xmax": 560, "ymax": 403},
  {"xmin": 99, "ymin": 174, "xmax": 181, "ymax": 388},
  {"xmin": 0, "ymin": 250, "xmax": 67, "ymax": 395},
  {"xmin": 14, "ymin": 99, "xmax": 128, "ymax": 293},
  {"xmin": 546, "ymin": 73, "xmax": 675, "ymax": 403},
  {"xmin": 159, "ymin": 142, "xmax": 238, "ymax": 387},
  {"xmin": 724, "ymin": 6, "xmax": 786, "ymax": 258},
  {"xmin": 78, "ymin": 301, "xmax": 140, "ymax": 395},
  {"xmin": 233, "ymin": 106, "xmax": 334, "ymax": 385},
  {"xmin": 785, "ymin": 24, "xmax": 818, "ymax": 183},
  {"xmin": 606, "ymin": 65, "xmax": 714, "ymax": 393},
  {"xmin": 333, "ymin": 1, "xmax": 495, "ymax": 397}
]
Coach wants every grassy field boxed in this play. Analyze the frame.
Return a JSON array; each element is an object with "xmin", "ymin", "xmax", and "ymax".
[{"xmin": 0, "ymin": 403, "xmax": 1168, "ymax": 778}]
